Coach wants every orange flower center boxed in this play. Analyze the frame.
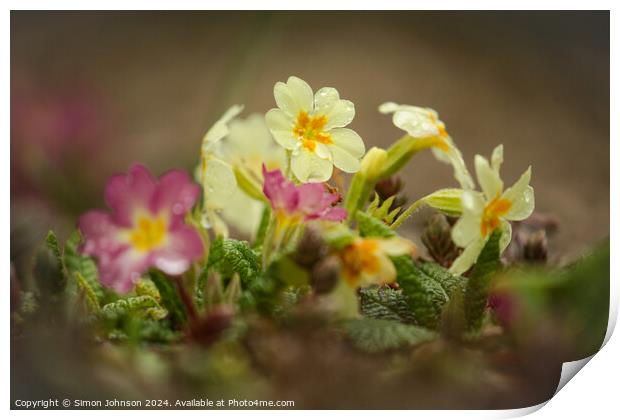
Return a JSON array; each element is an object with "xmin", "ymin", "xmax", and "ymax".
[
  {"xmin": 340, "ymin": 239, "xmax": 380, "ymax": 287},
  {"xmin": 129, "ymin": 215, "xmax": 167, "ymax": 252},
  {"xmin": 293, "ymin": 111, "xmax": 332, "ymax": 152},
  {"xmin": 480, "ymin": 195, "xmax": 512, "ymax": 237},
  {"xmin": 427, "ymin": 111, "xmax": 450, "ymax": 149}
]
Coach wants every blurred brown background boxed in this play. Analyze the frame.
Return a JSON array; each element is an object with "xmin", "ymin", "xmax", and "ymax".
[{"xmin": 11, "ymin": 11, "xmax": 609, "ymax": 263}]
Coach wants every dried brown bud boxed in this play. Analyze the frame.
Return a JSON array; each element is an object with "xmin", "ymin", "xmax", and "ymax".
[
  {"xmin": 375, "ymin": 176, "xmax": 404, "ymax": 199},
  {"xmin": 293, "ymin": 225, "xmax": 328, "ymax": 269},
  {"xmin": 421, "ymin": 213, "xmax": 461, "ymax": 267},
  {"xmin": 311, "ymin": 255, "xmax": 341, "ymax": 295},
  {"xmin": 522, "ymin": 230, "xmax": 548, "ymax": 263}
]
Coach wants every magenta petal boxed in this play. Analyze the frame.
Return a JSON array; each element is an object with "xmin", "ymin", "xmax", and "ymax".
[
  {"xmin": 151, "ymin": 169, "xmax": 200, "ymax": 226},
  {"xmin": 105, "ymin": 164, "xmax": 156, "ymax": 226},
  {"xmin": 78, "ymin": 210, "xmax": 126, "ymax": 256},
  {"xmin": 320, "ymin": 207, "xmax": 347, "ymax": 221},
  {"xmin": 99, "ymin": 250, "xmax": 150, "ymax": 293},
  {"xmin": 262, "ymin": 165, "xmax": 299, "ymax": 214},
  {"xmin": 152, "ymin": 225, "xmax": 204, "ymax": 275},
  {"xmin": 296, "ymin": 183, "xmax": 325, "ymax": 212}
]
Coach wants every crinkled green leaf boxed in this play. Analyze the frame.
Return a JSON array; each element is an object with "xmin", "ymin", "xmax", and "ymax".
[
  {"xmin": 63, "ymin": 230, "xmax": 105, "ymax": 302},
  {"xmin": 45, "ymin": 230, "xmax": 62, "ymax": 265},
  {"xmin": 134, "ymin": 278, "xmax": 162, "ymax": 303},
  {"xmin": 359, "ymin": 287, "xmax": 416, "ymax": 324},
  {"xmin": 465, "ymin": 229, "xmax": 501, "ymax": 331},
  {"xmin": 33, "ymin": 232, "xmax": 66, "ymax": 297},
  {"xmin": 101, "ymin": 295, "xmax": 167, "ymax": 321},
  {"xmin": 74, "ymin": 272, "xmax": 101, "ymax": 313},
  {"xmin": 149, "ymin": 270, "xmax": 187, "ymax": 327},
  {"xmin": 393, "ymin": 258, "xmax": 467, "ymax": 329},
  {"xmin": 418, "ymin": 261, "xmax": 467, "ymax": 297},
  {"xmin": 207, "ymin": 236, "xmax": 261, "ymax": 287},
  {"xmin": 356, "ymin": 210, "xmax": 395, "ymax": 238},
  {"xmin": 344, "ymin": 318, "xmax": 437, "ymax": 353}
]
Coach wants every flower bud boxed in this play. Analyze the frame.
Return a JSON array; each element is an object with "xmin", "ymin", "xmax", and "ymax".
[
  {"xmin": 189, "ymin": 304, "xmax": 234, "ymax": 347},
  {"xmin": 293, "ymin": 225, "xmax": 328, "ymax": 269},
  {"xmin": 523, "ymin": 229, "xmax": 548, "ymax": 263},
  {"xmin": 421, "ymin": 213, "xmax": 460, "ymax": 267},
  {"xmin": 360, "ymin": 147, "xmax": 387, "ymax": 181},
  {"xmin": 311, "ymin": 255, "xmax": 341, "ymax": 295}
]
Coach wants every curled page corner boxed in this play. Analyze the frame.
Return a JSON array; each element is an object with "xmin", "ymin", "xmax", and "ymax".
[{"xmin": 555, "ymin": 355, "xmax": 595, "ymax": 395}]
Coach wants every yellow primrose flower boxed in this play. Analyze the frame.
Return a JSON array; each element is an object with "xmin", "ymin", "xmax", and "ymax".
[
  {"xmin": 265, "ymin": 76, "xmax": 366, "ymax": 182},
  {"xmin": 449, "ymin": 145, "xmax": 535, "ymax": 275},
  {"xmin": 379, "ymin": 102, "xmax": 474, "ymax": 189},
  {"xmin": 339, "ymin": 237, "xmax": 415, "ymax": 288},
  {"xmin": 199, "ymin": 106, "xmax": 284, "ymax": 236}
]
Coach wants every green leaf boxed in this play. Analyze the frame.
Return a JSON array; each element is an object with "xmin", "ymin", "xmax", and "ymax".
[
  {"xmin": 440, "ymin": 287, "xmax": 466, "ymax": 340},
  {"xmin": 356, "ymin": 210, "xmax": 395, "ymax": 238},
  {"xmin": 418, "ymin": 261, "xmax": 467, "ymax": 297},
  {"xmin": 74, "ymin": 272, "xmax": 101, "ymax": 313},
  {"xmin": 464, "ymin": 229, "xmax": 502, "ymax": 331},
  {"xmin": 359, "ymin": 287, "xmax": 416, "ymax": 324},
  {"xmin": 149, "ymin": 270, "xmax": 187, "ymax": 327},
  {"xmin": 393, "ymin": 257, "xmax": 467, "ymax": 329},
  {"xmin": 207, "ymin": 237, "xmax": 260, "ymax": 287},
  {"xmin": 63, "ymin": 231, "xmax": 105, "ymax": 302},
  {"xmin": 343, "ymin": 319, "xmax": 437, "ymax": 353},
  {"xmin": 45, "ymin": 230, "xmax": 62, "ymax": 264},
  {"xmin": 134, "ymin": 278, "xmax": 162, "ymax": 303},
  {"xmin": 100, "ymin": 295, "xmax": 167, "ymax": 321},
  {"xmin": 33, "ymin": 232, "xmax": 66, "ymax": 297}
]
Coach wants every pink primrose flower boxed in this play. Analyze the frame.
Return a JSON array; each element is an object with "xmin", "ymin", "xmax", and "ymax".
[
  {"xmin": 78, "ymin": 164, "xmax": 204, "ymax": 293},
  {"xmin": 262, "ymin": 165, "xmax": 346, "ymax": 222}
]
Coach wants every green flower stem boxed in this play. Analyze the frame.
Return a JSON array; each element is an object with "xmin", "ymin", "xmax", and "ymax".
[
  {"xmin": 344, "ymin": 172, "xmax": 375, "ymax": 223},
  {"xmin": 380, "ymin": 135, "xmax": 440, "ymax": 179},
  {"xmin": 390, "ymin": 198, "xmax": 426, "ymax": 229},
  {"xmin": 261, "ymin": 213, "xmax": 278, "ymax": 267},
  {"xmin": 285, "ymin": 150, "xmax": 293, "ymax": 179}
]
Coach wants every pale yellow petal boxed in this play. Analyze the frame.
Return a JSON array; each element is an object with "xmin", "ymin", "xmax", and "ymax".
[
  {"xmin": 491, "ymin": 144, "xmax": 504, "ymax": 173},
  {"xmin": 265, "ymin": 108, "xmax": 297, "ymax": 150},
  {"xmin": 274, "ymin": 76, "xmax": 313, "ymax": 118},
  {"xmin": 314, "ymin": 87, "xmax": 355, "ymax": 129},
  {"xmin": 461, "ymin": 190, "xmax": 485, "ymax": 214},
  {"xmin": 329, "ymin": 145, "xmax": 361, "ymax": 173},
  {"xmin": 220, "ymin": 190, "xmax": 265, "ymax": 237},
  {"xmin": 291, "ymin": 147, "xmax": 333, "ymax": 182},
  {"xmin": 449, "ymin": 237, "xmax": 487, "ymax": 275},
  {"xmin": 202, "ymin": 104, "xmax": 244, "ymax": 151},
  {"xmin": 377, "ymin": 237, "xmax": 415, "ymax": 256},
  {"xmin": 475, "ymin": 154, "xmax": 503, "ymax": 199},
  {"xmin": 451, "ymin": 211, "xmax": 482, "ymax": 248},
  {"xmin": 203, "ymin": 157, "xmax": 237, "ymax": 210},
  {"xmin": 329, "ymin": 128, "xmax": 365, "ymax": 158},
  {"xmin": 499, "ymin": 219, "xmax": 512, "ymax": 253},
  {"xmin": 502, "ymin": 166, "xmax": 535, "ymax": 221},
  {"xmin": 393, "ymin": 109, "xmax": 438, "ymax": 138},
  {"xmin": 433, "ymin": 142, "xmax": 475, "ymax": 189}
]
